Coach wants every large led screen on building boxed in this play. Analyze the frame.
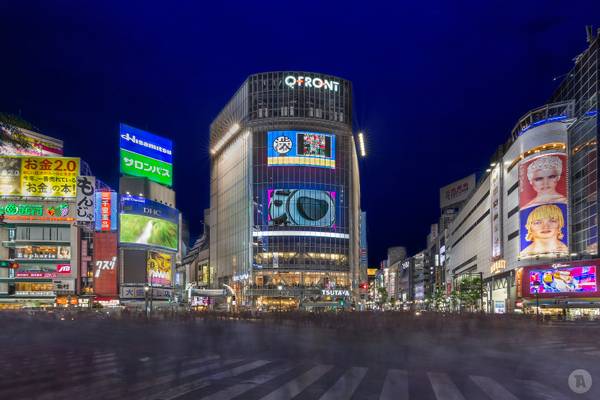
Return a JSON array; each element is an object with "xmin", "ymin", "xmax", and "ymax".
[
  {"xmin": 119, "ymin": 195, "xmax": 179, "ymax": 251},
  {"xmin": 0, "ymin": 156, "xmax": 79, "ymax": 198},
  {"xmin": 119, "ymin": 123, "xmax": 173, "ymax": 186},
  {"xmin": 529, "ymin": 266, "xmax": 596, "ymax": 293},
  {"xmin": 147, "ymin": 251, "xmax": 172, "ymax": 287},
  {"xmin": 518, "ymin": 153, "xmax": 569, "ymax": 258},
  {"xmin": 268, "ymin": 189, "xmax": 335, "ymax": 227},
  {"xmin": 267, "ymin": 131, "xmax": 335, "ymax": 169}
]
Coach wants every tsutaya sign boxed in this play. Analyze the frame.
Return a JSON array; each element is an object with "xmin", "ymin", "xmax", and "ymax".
[
  {"xmin": 284, "ymin": 75, "xmax": 340, "ymax": 92},
  {"xmin": 321, "ymin": 289, "xmax": 350, "ymax": 297}
]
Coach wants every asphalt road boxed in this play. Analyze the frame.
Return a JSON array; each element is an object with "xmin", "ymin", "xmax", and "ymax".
[{"xmin": 0, "ymin": 312, "xmax": 598, "ymax": 400}]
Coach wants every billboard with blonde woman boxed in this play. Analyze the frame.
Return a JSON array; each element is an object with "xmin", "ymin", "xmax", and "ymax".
[{"xmin": 519, "ymin": 152, "xmax": 568, "ymax": 258}]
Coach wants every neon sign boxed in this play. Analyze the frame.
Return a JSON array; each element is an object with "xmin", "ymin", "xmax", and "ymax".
[
  {"xmin": 0, "ymin": 202, "xmax": 71, "ymax": 221},
  {"xmin": 284, "ymin": 75, "xmax": 340, "ymax": 92}
]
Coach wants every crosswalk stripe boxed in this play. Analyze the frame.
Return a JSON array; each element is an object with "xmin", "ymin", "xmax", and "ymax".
[
  {"xmin": 0, "ymin": 356, "xmax": 119, "ymax": 391},
  {"xmin": 428, "ymin": 372, "xmax": 466, "ymax": 400},
  {"xmin": 470, "ymin": 375, "xmax": 519, "ymax": 400},
  {"xmin": 200, "ymin": 363, "xmax": 290, "ymax": 400},
  {"xmin": 29, "ymin": 354, "xmax": 221, "ymax": 400},
  {"xmin": 379, "ymin": 369, "xmax": 409, "ymax": 400},
  {"xmin": 111, "ymin": 356, "xmax": 237, "ymax": 396},
  {"xmin": 259, "ymin": 364, "xmax": 333, "ymax": 400},
  {"xmin": 516, "ymin": 380, "xmax": 570, "ymax": 400},
  {"xmin": 563, "ymin": 346, "xmax": 597, "ymax": 352},
  {"xmin": 147, "ymin": 359, "xmax": 271, "ymax": 400},
  {"xmin": 584, "ymin": 350, "xmax": 600, "ymax": 356},
  {"xmin": 318, "ymin": 366, "xmax": 367, "ymax": 400}
]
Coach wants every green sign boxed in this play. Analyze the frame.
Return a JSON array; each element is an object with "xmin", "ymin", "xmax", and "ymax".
[
  {"xmin": 0, "ymin": 203, "xmax": 43, "ymax": 216},
  {"xmin": 120, "ymin": 149, "xmax": 173, "ymax": 186}
]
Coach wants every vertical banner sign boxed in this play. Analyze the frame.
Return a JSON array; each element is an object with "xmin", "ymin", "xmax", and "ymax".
[
  {"xmin": 95, "ymin": 192, "xmax": 118, "ymax": 231},
  {"xmin": 518, "ymin": 153, "xmax": 569, "ymax": 259},
  {"xmin": 76, "ymin": 176, "xmax": 96, "ymax": 223},
  {"xmin": 490, "ymin": 164, "xmax": 502, "ymax": 259},
  {"xmin": 93, "ymin": 232, "xmax": 118, "ymax": 297}
]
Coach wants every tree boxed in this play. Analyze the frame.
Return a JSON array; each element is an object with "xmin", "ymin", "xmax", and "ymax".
[
  {"xmin": 376, "ymin": 287, "xmax": 388, "ymax": 308},
  {"xmin": 456, "ymin": 275, "xmax": 483, "ymax": 312},
  {"xmin": 427, "ymin": 286, "xmax": 447, "ymax": 312}
]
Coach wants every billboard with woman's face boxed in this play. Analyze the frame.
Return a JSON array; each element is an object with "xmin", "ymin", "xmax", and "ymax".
[
  {"xmin": 519, "ymin": 153, "xmax": 567, "ymax": 209},
  {"xmin": 519, "ymin": 152, "xmax": 569, "ymax": 259}
]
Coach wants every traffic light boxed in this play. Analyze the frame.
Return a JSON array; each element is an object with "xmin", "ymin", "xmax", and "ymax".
[
  {"xmin": 9, "ymin": 262, "xmax": 19, "ymax": 269},
  {"xmin": 339, "ymin": 299, "xmax": 345, "ymax": 307}
]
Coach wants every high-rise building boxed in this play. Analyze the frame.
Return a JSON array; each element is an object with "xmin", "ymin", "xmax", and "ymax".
[{"xmin": 209, "ymin": 71, "xmax": 361, "ymax": 310}]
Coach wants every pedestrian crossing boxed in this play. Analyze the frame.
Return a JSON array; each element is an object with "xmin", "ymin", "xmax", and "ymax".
[
  {"xmin": 511, "ymin": 338, "xmax": 600, "ymax": 358},
  {"xmin": 0, "ymin": 351, "xmax": 586, "ymax": 400}
]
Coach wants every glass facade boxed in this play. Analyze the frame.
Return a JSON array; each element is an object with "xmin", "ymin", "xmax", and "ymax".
[
  {"xmin": 210, "ymin": 72, "xmax": 359, "ymax": 305},
  {"xmin": 551, "ymin": 37, "xmax": 599, "ymax": 256}
]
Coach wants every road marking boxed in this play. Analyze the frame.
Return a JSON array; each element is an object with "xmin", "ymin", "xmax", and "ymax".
[
  {"xmin": 470, "ymin": 375, "xmax": 519, "ymax": 400},
  {"xmin": 584, "ymin": 350, "xmax": 600, "ymax": 356},
  {"xmin": 318, "ymin": 366, "xmax": 367, "ymax": 400},
  {"xmin": 516, "ymin": 379, "xmax": 570, "ymax": 400},
  {"xmin": 200, "ymin": 364, "xmax": 292, "ymax": 400},
  {"xmin": 74, "ymin": 355, "xmax": 224, "ymax": 399},
  {"xmin": 149, "ymin": 359, "xmax": 271, "ymax": 400},
  {"xmin": 563, "ymin": 346, "xmax": 597, "ymax": 352},
  {"xmin": 259, "ymin": 364, "xmax": 333, "ymax": 400},
  {"xmin": 379, "ymin": 369, "xmax": 409, "ymax": 400},
  {"xmin": 428, "ymin": 372, "xmax": 466, "ymax": 400}
]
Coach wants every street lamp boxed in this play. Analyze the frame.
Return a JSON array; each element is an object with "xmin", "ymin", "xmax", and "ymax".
[
  {"xmin": 277, "ymin": 285, "xmax": 283, "ymax": 312},
  {"xmin": 144, "ymin": 285, "xmax": 150, "ymax": 318},
  {"xmin": 532, "ymin": 280, "xmax": 541, "ymax": 321}
]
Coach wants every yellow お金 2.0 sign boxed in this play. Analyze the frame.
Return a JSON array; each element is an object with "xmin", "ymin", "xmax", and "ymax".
[{"xmin": 0, "ymin": 156, "xmax": 80, "ymax": 198}]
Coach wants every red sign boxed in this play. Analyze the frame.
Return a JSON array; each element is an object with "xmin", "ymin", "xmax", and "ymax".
[
  {"xmin": 57, "ymin": 264, "xmax": 71, "ymax": 273},
  {"xmin": 93, "ymin": 231, "xmax": 118, "ymax": 296}
]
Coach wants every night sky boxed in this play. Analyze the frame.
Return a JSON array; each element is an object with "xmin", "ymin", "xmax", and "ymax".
[{"xmin": 1, "ymin": 1, "xmax": 599, "ymax": 265}]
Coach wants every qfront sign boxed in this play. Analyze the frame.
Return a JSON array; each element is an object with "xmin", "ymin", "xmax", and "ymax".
[{"xmin": 284, "ymin": 75, "xmax": 340, "ymax": 92}]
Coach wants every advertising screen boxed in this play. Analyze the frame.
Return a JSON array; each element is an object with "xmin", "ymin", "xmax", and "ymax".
[
  {"xmin": 529, "ymin": 266, "xmax": 596, "ymax": 293},
  {"xmin": 15, "ymin": 264, "xmax": 71, "ymax": 278},
  {"xmin": 120, "ymin": 195, "xmax": 179, "ymax": 251},
  {"xmin": 268, "ymin": 189, "xmax": 335, "ymax": 227},
  {"xmin": 519, "ymin": 153, "xmax": 569, "ymax": 258},
  {"xmin": 147, "ymin": 251, "xmax": 173, "ymax": 287},
  {"xmin": 119, "ymin": 124, "xmax": 173, "ymax": 186},
  {"xmin": 0, "ymin": 156, "xmax": 79, "ymax": 198},
  {"xmin": 93, "ymin": 231, "xmax": 118, "ymax": 296},
  {"xmin": 267, "ymin": 131, "xmax": 336, "ymax": 169}
]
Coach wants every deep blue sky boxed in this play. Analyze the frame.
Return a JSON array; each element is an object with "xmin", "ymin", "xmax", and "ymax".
[{"xmin": 1, "ymin": 1, "xmax": 599, "ymax": 265}]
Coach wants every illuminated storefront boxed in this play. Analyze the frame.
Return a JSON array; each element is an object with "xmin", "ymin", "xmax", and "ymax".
[{"xmin": 210, "ymin": 71, "xmax": 360, "ymax": 309}]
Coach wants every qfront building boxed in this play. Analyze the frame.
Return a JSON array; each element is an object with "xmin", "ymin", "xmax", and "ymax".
[
  {"xmin": 209, "ymin": 71, "xmax": 361, "ymax": 310},
  {"xmin": 444, "ymin": 29, "xmax": 599, "ymax": 318}
]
